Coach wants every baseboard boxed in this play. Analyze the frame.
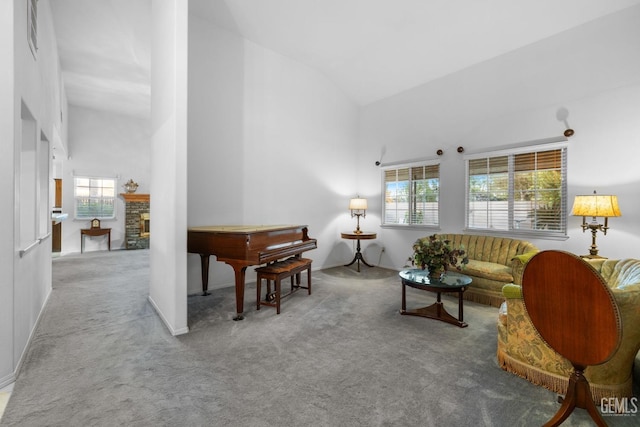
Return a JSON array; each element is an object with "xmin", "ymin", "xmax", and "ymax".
[
  {"xmin": 0, "ymin": 373, "xmax": 16, "ymax": 390},
  {"xmin": 147, "ymin": 295, "xmax": 189, "ymax": 336},
  {"xmin": 10, "ymin": 286, "xmax": 52, "ymax": 386}
]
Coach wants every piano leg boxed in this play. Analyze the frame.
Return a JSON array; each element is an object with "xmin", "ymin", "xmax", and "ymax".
[
  {"xmin": 199, "ymin": 254, "xmax": 211, "ymax": 296},
  {"xmin": 228, "ymin": 262, "xmax": 248, "ymax": 321},
  {"xmin": 197, "ymin": 256, "xmax": 247, "ymax": 320}
]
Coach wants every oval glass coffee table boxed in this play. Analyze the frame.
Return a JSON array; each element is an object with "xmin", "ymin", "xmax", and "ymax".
[{"xmin": 399, "ymin": 269, "xmax": 472, "ymax": 328}]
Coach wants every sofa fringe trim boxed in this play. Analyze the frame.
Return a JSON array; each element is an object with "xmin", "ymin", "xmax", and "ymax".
[
  {"xmin": 496, "ymin": 348, "xmax": 633, "ymax": 401},
  {"xmin": 463, "ymin": 289, "xmax": 504, "ymax": 308}
]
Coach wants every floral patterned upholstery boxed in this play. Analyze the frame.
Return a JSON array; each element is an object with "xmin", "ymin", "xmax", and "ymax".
[
  {"xmin": 497, "ymin": 258, "xmax": 640, "ymax": 400},
  {"xmin": 434, "ymin": 234, "xmax": 538, "ymax": 307}
]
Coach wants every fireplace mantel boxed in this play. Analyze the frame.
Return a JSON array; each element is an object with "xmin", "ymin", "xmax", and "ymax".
[{"xmin": 120, "ymin": 193, "xmax": 150, "ymax": 202}]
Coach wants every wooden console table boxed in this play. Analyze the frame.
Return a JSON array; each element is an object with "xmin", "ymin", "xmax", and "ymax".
[{"xmin": 81, "ymin": 228, "xmax": 111, "ymax": 253}]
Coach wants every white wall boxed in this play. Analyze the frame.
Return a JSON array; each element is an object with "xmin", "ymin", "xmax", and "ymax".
[
  {"xmin": 186, "ymin": 15, "xmax": 245, "ymax": 292},
  {"xmin": 242, "ymin": 40, "xmax": 361, "ymax": 274},
  {"xmin": 359, "ymin": 6, "xmax": 640, "ymax": 269},
  {"xmin": 148, "ymin": 0, "xmax": 189, "ymax": 335},
  {"xmin": 186, "ymin": 16, "xmax": 359, "ymax": 295},
  {"xmin": 0, "ymin": 0, "xmax": 15, "ymax": 389},
  {"xmin": 1, "ymin": 0, "xmax": 66, "ymax": 388},
  {"xmin": 60, "ymin": 106, "xmax": 151, "ymax": 253}
]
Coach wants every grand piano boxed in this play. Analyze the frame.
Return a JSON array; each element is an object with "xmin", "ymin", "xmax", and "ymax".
[{"xmin": 187, "ymin": 225, "xmax": 317, "ymax": 320}]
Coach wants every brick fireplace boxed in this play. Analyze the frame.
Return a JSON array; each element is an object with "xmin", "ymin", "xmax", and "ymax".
[{"xmin": 121, "ymin": 193, "xmax": 150, "ymax": 249}]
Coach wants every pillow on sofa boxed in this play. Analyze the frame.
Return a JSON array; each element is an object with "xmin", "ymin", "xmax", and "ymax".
[{"xmin": 512, "ymin": 251, "xmax": 538, "ymax": 264}]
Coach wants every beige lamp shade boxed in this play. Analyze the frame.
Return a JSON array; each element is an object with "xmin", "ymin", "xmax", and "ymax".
[
  {"xmin": 349, "ymin": 198, "xmax": 368, "ymax": 211},
  {"xmin": 571, "ymin": 194, "xmax": 621, "ymax": 218}
]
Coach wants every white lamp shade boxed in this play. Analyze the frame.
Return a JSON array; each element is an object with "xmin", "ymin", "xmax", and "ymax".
[{"xmin": 349, "ymin": 198, "xmax": 368, "ymax": 210}]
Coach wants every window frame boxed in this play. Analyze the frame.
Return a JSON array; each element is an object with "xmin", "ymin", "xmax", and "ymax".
[
  {"xmin": 73, "ymin": 175, "xmax": 118, "ymax": 220},
  {"xmin": 381, "ymin": 160, "xmax": 441, "ymax": 229},
  {"xmin": 464, "ymin": 141, "xmax": 568, "ymax": 240}
]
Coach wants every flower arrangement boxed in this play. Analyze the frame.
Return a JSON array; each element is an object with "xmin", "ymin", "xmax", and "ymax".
[{"xmin": 408, "ymin": 234, "xmax": 469, "ymax": 276}]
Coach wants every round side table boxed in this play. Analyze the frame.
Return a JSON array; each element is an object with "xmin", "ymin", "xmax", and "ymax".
[{"xmin": 341, "ymin": 231, "xmax": 376, "ymax": 272}]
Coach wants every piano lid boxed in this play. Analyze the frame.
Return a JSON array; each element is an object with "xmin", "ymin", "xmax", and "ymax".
[{"xmin": 188, "ymin": 225, "xmax": 307, "ymax": 233}]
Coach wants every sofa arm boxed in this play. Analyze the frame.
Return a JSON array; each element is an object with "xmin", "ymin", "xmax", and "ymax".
[
  {"xmin": 499, "ymin": 284, "xmax": 522, "ymax": 328},
  {"xmin": 502, "ymin": 283, "xmax": 522, "ymax": 299},
  {"xmin": 510, "ymin": 251, "xmax": 538, "ymax": 285},
  {"xmin": 511, "ymin": 258, "xmax": 526, "ymax": 285}
]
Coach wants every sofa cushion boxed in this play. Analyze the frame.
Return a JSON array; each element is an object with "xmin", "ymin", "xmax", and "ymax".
[{"xmin": 464, "ymin": 259, "xmax": 514, "ymax": 283}]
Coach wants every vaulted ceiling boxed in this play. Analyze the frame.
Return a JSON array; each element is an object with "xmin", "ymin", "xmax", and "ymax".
[{"xmin": 50, "ymin": 0, "xmax": 640, "ymax": 118}]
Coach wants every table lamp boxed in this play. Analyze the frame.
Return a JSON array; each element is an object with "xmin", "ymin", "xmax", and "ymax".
[
  {"xmin": 571, "ymin": 191, "xmax": 621, "ymax": 258},
  {"xmin": 349, "ymin": 197, "xmax": 367, "ymax": 234}
]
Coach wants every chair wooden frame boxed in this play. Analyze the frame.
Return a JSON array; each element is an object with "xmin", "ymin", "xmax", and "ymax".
[{"xmin": 522, "ymin": 250, "xmax": 622, "ymax": 426}]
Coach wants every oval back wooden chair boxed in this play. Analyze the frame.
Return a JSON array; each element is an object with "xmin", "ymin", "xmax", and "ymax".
[{"xmin": 522, "ymin": 250, "xmax": 622, "ymax": 427}]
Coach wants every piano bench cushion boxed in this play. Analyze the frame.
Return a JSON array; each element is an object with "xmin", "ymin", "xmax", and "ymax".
[{"xmin": 256, "ymin": 257, "xmax": 312, "ymax": 275}]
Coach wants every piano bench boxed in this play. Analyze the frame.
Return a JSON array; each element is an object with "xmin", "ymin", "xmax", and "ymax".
[{"xmin": 255, "ymin": 257, "xmax": 312, "ymax": 314}]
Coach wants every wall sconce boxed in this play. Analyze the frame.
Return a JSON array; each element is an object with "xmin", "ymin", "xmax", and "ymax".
[
  {"xmin": 571, "ymin": 191, "xmax": 621, "ymax": 258},
  {"xmin": 349, "ymin": 197, "xmax": 367, "ymax": 234}
]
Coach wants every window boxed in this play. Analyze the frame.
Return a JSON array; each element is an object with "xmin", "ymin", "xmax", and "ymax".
[
  {"xmin": 383, "ymin": 163, "xmax": 440, "ymax": 226},
  {"xmin": 74, "ymin": 177, "xmax": 116, "ymax": 219},
  {"xmin": 465, "ymin": 143, "xmax": 567, "ymax": 237}
]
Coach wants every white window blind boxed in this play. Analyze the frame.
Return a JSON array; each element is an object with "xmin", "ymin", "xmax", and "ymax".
[
  {"xmin": 383, "ymin": 163, "xmax": 440, "ymax": 226},
  {"xmin": 74, "ymin": 176, "xmax": 117, "ymax": 219},
  {"xmin": 466, "ymin": 144, "xmax": 567, "ymax": 237}
]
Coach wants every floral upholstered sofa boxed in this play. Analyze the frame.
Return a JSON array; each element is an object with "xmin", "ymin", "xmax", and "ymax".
[
  {"xmin": 497, "ymin": 258, "xmax": 640, "ymax": 400},
  {"xmin": 433, "ymin": 234, "xmax": 538, "ymax": 307}
]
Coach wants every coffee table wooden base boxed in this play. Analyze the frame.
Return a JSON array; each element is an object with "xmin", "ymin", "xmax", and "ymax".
[
  {"xmin": 400, "ymin": 301, "xmax": 468, "ymax": 328},
  {"xmin": 400, "ymin": 269, "xmax": 471, "ymax": 328},
  {"xmin": 399, "ymin": 273, "xmax": 469, "ymax": 328}
]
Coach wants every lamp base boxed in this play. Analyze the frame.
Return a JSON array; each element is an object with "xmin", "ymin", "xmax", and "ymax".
[
  {"xmin": 352, "ymin": 213, "xmax": 363, "ymax": 235},
  {"xmin": 581, "ymin": 222, "xmax": 605, "ymax": 260},
  {"xmin": 580, "ymin": 254, "xmax": 607, "ymax": 260}
]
